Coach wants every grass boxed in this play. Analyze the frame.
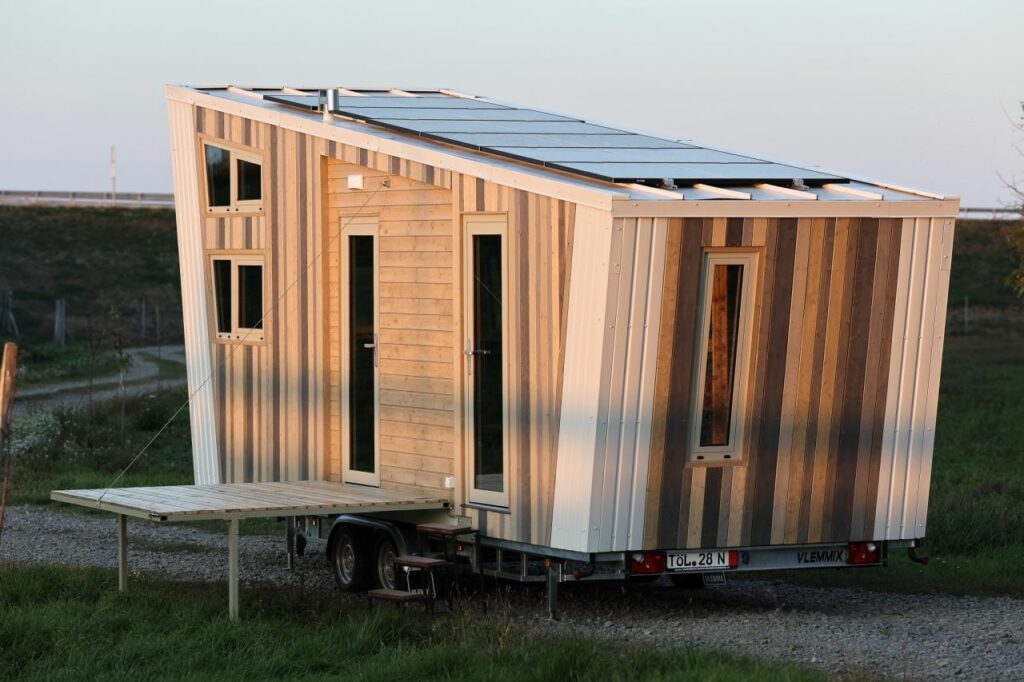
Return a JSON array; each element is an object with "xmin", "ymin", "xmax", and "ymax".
[
  {"xmin": 0, "ymin": 564, "xmax": 825, "ymax": 682},
  {"xmin": 9, "ymin": 389, "xmax": 195, "ymax": 505},
  {"xmin": 0, "ymin": 205, "xmax": 182, "ymax": 344},
  {"xmin": 8, "ymin": 340, "xmax": 123, "ymax": 387}
]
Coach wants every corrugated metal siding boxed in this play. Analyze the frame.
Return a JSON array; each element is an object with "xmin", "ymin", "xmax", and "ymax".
[
  {"xmin": 167, "ymin": 100, "xmax": 219, "ymax": 484},
  {"xmin": 550, "ymin": 206, "xmax": 616, "ymax": 552},
  {"xmin": 874, "ymin": 217, "xmax": 955, "ymax": 540},
  {"xmin": 644, "ymin": 217, "xmax": 910, "ymax": 550},
  {"xmin": 586, "ymin": 218, "xmax": 669, "ymax": 551}
]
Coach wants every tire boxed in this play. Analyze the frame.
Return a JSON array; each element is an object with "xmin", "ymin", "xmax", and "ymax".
[
  {"xmin": 669, "ymin": 573, "xmax": 706, "ymax": 589},
  {"xmin": 374, "ymin": 534, "xmax": 399, "ymax": 590},
  {"xmin": 330, "ymin": 526, "xmax": 371, "ymax": 592}
]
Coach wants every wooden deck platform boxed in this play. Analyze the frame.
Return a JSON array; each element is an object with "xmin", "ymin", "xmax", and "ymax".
[
  {"xmin": 51, "ymin": 480, "xmax": 450, "ymax": 521},
  {"xmin": 49, "ymin": 480, "xmax": 453, "ymax": 620}
]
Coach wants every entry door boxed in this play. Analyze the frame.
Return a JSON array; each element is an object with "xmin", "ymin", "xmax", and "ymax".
[
  {"xmin": 341, "ymin": 217, "xmax": 379, "ymax": 486},
  {"xmin": 463, "ymin": 215, "xmax": 509, "ymax": 507}
]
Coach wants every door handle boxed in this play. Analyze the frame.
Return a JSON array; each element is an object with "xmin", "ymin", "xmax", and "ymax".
[
  {"xmin": 463, "ymin": 349, "xmax": 491, "ymax": 356},
  {"xmin": 363, "ymin": 343, "xmax": 376, "ymax": 349}
]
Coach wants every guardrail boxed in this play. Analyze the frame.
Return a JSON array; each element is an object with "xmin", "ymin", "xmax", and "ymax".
[
  {"xmin": 0, "ymin": 190, "xmax": 174, "ymax": 208},
  {"xmin": 958, "ymin": 206, "xmax": 1019, "ymax": 220}
]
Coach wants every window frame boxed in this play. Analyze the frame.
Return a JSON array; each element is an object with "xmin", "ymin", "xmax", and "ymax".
[
  {"xmin": 199, "ymin": 137, "xmax": 265, "ymax": 215},
  {"xmin": 209, "ymin": 254, "xmax": 265, "ymax": 344},
  {"xmin": 463, "ymin": 213, "xmax": 510, "ymax": 508},
  {"xmin": 688, "ymin": 249, "xmax": 759, "ymax": 464}
]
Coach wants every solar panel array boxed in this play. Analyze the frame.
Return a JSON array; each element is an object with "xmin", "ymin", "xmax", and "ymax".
[{"xmin": 262, "ymin": 91, "xmax": 846, "ymax": 186}]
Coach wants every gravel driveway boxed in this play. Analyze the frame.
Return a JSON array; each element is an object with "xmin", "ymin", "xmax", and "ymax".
[{"xmin": 2, "ymin": 505, "xmax": 1021, "ymax": 681}]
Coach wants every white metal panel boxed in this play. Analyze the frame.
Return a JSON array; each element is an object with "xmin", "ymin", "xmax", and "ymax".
[
  {"xmin": 900, "ymin": 219, "xmax": 943, "ymax": 537},
  {"xmin": 874, "ymin": 217, "xmax": 954, "ymax": 540},
  {"xmin": 167, "ymin": 99, "xmax": 220, "ymax": 485},
  {"xmin": 550, "ymin": 206, "xmax": 615, "ymax": 552},
  {"xmin": 587, "ymin": 216, "xmax": 669, "ymax": 553},
  {"xmin": 910, "ymin": 218, "xmax": 955, "ymax": 536},
  {"xmin": 592, "ymin": 218, "xmax": 634, "ymax": 551},
  {"xmin": 875, "ymin": 220, "xmax": 914, "ymax": 540}
]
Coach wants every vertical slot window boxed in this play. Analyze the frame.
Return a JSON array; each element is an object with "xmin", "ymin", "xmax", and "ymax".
[
  {"xmin": 205, "ymin": 146, "xmax": 231, "ymax": 208},
  {"xmin": 691, "ymin": 252, "xmax": 757, "ymax": 462},
  {"xmin": 212, "ymin": 259, "xmax": 232, "ymax": 334},
  {"xmin": 237, "ymin": 264, "xmax": 263, "ymax": 331},
  {"xmin": 237, "ymin": 158, "xmax": 262, "ymax": 202}
]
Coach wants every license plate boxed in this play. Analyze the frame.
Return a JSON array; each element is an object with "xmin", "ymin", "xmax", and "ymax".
[{"xmin": 666, "ymin": 550, "xmax": 734, "ymax": 572}]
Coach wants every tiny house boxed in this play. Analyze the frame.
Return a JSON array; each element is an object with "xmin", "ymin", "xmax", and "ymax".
[{"xmin": 160, "ymin": 84, "xmax": 956, "ymax": 594}]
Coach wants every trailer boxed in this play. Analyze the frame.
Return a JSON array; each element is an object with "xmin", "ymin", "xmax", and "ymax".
[{"xmin": 54, "ymin": 84, "xmax": 956, "ymax": 617}]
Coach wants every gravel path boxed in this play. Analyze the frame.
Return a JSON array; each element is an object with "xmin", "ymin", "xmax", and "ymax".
[
  {"xmin": 14, "ymin": 345, "xmax": 187, "ymax": 416},
  {"xmin": 2, "ymin": 505, "xmax": 1021, "ymax": 681}
]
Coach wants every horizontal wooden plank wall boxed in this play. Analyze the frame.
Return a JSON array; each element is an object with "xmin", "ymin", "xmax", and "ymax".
[
  {"xmin": 644, "ymin": 216, "xmax": 904, "ymax": 549},
  {"xmin": 196, "ymin": 106, "xmax": 451, "ymax": 485},
  {"xmin": 453, "ymin": 177, "xmax": 576, "ymax": 545},
  {"xmin": 325, "ymin": 160, "xmax": 455, "ymax": 499}
]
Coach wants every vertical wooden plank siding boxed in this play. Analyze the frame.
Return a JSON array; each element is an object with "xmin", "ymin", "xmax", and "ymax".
[
  {"xmin": 196, "ymin": 106, "xmax": 577, "ymax": 545},
  {"xmin": 197, "ymin": 107, "xmax": 453, "ymax": 486},
  {"xmin": 644, "ymin": 217, "xmax": 906, "ymax": 549},
  {"xmin": 451, "ymin": 180, "xmax": 575, "ymax": 545}
]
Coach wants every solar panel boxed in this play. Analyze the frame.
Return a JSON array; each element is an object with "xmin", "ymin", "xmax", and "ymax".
[
  {"xmin": 259, "ymin": 90, "xmax": 849, "ymax": 185},
  {"xmin": 262, "ymin": 94, "xmax": 319, "ymax": 110}
]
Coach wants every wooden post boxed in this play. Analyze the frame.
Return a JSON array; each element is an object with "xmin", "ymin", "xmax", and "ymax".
[
  {"xmin": 53, "ymin": 299, "xmax": 66, "ymax": 345},
  {"xmin": 139, "ymin": 300, "xmax": 147, "ymax": 342},
  {"xmin": 0, "ymin": 343, "xmax": 19, "ymax": 543},
  {"xmin": 228, "ymin": 518, "xmax": 239, "ymax": 620},
  {"xmin": 117, "ymin": 514, "xmax": 128, "ymax": 592}
]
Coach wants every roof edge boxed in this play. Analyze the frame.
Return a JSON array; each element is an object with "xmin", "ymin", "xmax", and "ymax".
[{"xmin": 165, "ymin": 85, "xmax": 627, "ymax": 211}]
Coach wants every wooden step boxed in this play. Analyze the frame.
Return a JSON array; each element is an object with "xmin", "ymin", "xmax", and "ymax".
[
  {"xmin": 394, "ymin": 555, "xmax": 450, "ymax": 570},
  {"xmin": 367, "ymin": 588, "xmax": 427, "ymax": 603},
  {"xmin": 416, "ymin": 522, "xmax": 476, "ymax": 537}
]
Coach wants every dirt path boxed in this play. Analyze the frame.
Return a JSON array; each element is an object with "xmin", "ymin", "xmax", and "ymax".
[
  {"xmin": 14, "ymin": 345, "xmax": 187, "ymax": 415},
  {"xmin": 1, "ymin": 505, "xmax": 1021, "ymax": 681}
]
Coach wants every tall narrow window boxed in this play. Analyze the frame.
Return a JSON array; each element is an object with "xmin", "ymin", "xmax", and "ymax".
[
  {"xmin": 212, "ymin": 259, "xmax": 232, "ymax": 334},
  {"xmin": 210, "ymin": 256, "xmax": 264, "ymax": 342},
  {"xmin": 203, "ymin": 142, "xmax": 262, "ymax": 213},
  {"xmin": 690, "ymin": 252, "xmax": 757, "ymax": 462}
]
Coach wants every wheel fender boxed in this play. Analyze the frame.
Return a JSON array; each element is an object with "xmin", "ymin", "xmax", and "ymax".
[{"xmin": 327, "ymin": 515, "xmax": 409, "ymax": 559}]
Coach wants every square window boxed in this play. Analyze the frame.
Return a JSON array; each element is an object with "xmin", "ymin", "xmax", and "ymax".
[
  {"xmin": 211, "ymin": 256, "xmax": 264, "ymax": 342},
  {"xmin": 203, "ymin": 142, "xmax": 263, "ymax": 212}
]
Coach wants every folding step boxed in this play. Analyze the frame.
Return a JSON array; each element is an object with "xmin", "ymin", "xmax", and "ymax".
[{"xmin": 366, "ymin": 588, "xmax": 431, "ymax": 613}]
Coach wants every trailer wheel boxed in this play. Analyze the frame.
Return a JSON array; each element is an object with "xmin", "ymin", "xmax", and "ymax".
[
  {"xmin": 374, "ymin": 535, "xmax": 399, "ymax": 590},
  {"xmin": 330, "ymin": 526, "xmax": 371, "ymax": 592}
]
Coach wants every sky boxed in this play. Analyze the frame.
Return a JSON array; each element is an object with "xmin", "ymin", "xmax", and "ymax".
[{"xmin": 0, "ymin": 0, "xmax": 1021, "ymax": 206}]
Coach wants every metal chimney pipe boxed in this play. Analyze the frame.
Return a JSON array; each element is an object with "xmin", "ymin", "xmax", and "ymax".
[{"xmin": 323, "ymin": 88, "xmax": 338, "ymax": 123}]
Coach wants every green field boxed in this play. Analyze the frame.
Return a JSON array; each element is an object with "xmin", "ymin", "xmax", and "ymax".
[
  {"xmin": 0, "ymin": 205, "xmax": 181, "ymax": 345},
  {"xmin": 0, "ymin": 564, "xmax": 825, "ymax": 681}
]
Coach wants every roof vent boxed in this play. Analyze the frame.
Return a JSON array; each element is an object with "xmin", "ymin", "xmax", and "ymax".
[{"xmin": 322, "ymin": 88, "xmax": 340, "ymax": 122}]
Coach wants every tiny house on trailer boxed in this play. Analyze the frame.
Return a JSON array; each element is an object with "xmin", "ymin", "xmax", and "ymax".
[{"xmin": 54, "ymin": 84, "xmax": 957, "ymax": 615}]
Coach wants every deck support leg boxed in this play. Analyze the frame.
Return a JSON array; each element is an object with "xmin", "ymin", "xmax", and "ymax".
[
  {"xmin": 546, "ymin": 563, "xmax": 560, "ymax": 621},
  {"xmin": 285, "ymin": 517, "xmax": 296, "ymax": 570},
  {"xmin": 228, "ymin": 518, "xmax": 239, "ymax": 620},
  {"xmin": 116, "ymin": 514, "xmax": 128, "ymax": 592}
]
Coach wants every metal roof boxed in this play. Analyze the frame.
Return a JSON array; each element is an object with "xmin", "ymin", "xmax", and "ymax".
[
  {"xmin": 188, "ymin": 87, "xmax": 946, "ymax": 203},
  {"xmin": 264, "ymin": 90, "xmax": 843, "ymax": 186}
]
